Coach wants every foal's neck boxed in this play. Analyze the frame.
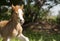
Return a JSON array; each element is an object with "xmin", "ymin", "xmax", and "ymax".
[{"xmin": 4, "ymin": 12, "xmax": 19, "ymax": 28}]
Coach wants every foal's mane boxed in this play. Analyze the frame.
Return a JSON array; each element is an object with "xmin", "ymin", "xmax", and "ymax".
[{"xmin": 11, "ymin": 10, "xmax": 18, "ymax": 20}]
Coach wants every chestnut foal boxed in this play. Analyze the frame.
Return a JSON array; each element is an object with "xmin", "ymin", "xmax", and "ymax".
[{"xmin": 0, "ymin": 5, "xmax": 29, "ymax": 41}]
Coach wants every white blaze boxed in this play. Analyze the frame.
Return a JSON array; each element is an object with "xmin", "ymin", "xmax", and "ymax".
[{"xmin": 18, "ymin": 9, "xmax": 24, "ymax": 24}]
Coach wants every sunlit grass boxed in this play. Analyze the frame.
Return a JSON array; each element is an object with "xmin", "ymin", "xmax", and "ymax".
[
  {"xmin": 24, "ymin": 30, "xmax": 60, "ymax": 41},
  {"xmin": 0, "ymin": 31, "xmax": 60, "ymax": 41}
]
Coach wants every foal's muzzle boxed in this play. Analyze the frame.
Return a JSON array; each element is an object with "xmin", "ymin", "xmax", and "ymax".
[
  {"xmin": 20, "ymin": 19, "xmax": 24, "ymax": 25},
  {"xmin": 18, "ymin": 17, "xmax": 24, "ymax": 25}
]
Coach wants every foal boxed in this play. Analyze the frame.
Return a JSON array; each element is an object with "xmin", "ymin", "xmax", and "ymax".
[{"xmin": 0, "ymin": 5, "xmax": 29, "ymax": 41}]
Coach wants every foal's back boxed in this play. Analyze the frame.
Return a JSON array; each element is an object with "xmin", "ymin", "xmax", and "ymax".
[{"xmin": 0, "ymin": 20, "xmax": 9, "ymax": 28}]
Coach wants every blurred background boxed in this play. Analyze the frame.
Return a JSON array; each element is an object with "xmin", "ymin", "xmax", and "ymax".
[{"xmin": 0, "ymin": 0, "xmax": 60, "ymax": 41}]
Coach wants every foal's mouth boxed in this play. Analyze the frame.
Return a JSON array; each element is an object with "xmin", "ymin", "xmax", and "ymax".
[
  {"xmin": 18, "ymin": 18, "xmax": 24, "ymax": 25},
  {"xmin": 20, "ymin": 19, "xmax": 24, "ymax": 25}
]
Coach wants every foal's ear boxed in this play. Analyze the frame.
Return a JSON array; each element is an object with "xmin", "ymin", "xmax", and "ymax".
[
  {"xmin": 20, "ymin": 5, "xmax": 24, "ymax": 10},
  {"xmin": 12, "ymin": 4, "xmax": 15, "ymax": 10}
]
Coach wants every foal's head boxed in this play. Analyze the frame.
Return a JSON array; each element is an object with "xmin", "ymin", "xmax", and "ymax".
[{"xmin": 12, "ymin": 4, "xmax": 24, "ymax": 24}]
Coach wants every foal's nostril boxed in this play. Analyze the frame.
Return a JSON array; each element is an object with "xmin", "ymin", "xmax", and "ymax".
[
  {"xmin": 20, "ymin": 20, "xmax": 22, "ymax": 22},
  {"xmin": 20, "ymin": 20, "xmax": 24, "ymax": 25},
  {"xmin": 20, "ymin": 20, "xmax": 22, "ymax": 23},
  {"xmin": 20, "ymin": 19, "xmax": 21, "ymax": 21}
]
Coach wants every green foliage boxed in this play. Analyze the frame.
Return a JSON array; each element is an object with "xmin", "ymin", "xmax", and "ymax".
[
  {"xmin": 56, "ymin": 17, "xmax": 60, "ymax": 24},
  {"xmin": 24, "ymin": 4, "xmax": 41, "ymax": 22},
  {"xmin": 0, "ymin": 8, "xmax": 11, "ymax": 21}
]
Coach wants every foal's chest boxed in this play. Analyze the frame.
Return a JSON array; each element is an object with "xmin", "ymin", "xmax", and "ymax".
[
  {"xmin": 12, "ymin": 23, "xmax": 23, "ymax": 36},
  {"xmin": 1, "ymin": 23, "xmax": 23, "ymax": 37}
]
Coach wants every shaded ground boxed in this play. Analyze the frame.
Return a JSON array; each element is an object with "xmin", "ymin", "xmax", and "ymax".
[
  {"xmin": 23, "ymin": 21, "xmax": 60, "ymax": 34},
  {"xmin": 21, "ymin": 21, "xmax": 60, "ymax": 41}
]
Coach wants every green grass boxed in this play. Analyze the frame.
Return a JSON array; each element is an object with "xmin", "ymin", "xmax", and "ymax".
[
  {"xmin": 24, "ymin": 30, "xmax": 60, "ymax": 41},
  {"xmin": 0, "ymin": 31, "xmax": 60, "ymax": 41}
]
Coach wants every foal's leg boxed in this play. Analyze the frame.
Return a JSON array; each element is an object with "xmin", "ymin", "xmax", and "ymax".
[
  {"xmin": 17, "ymin": 34, "xmax": 29, "ymax": 41},
  {"xmin": 2, "ymin": 37, "xmax": 10, "ymax": 41}
]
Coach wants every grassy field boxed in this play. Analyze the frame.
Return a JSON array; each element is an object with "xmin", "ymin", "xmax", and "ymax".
[
  {"xmin": 0, "ymin": 31, "xmax": 60, "ymax": 41},
  {"xmin": 24, "ymin": 31, "xmax": 60, "ymax": 41}
]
